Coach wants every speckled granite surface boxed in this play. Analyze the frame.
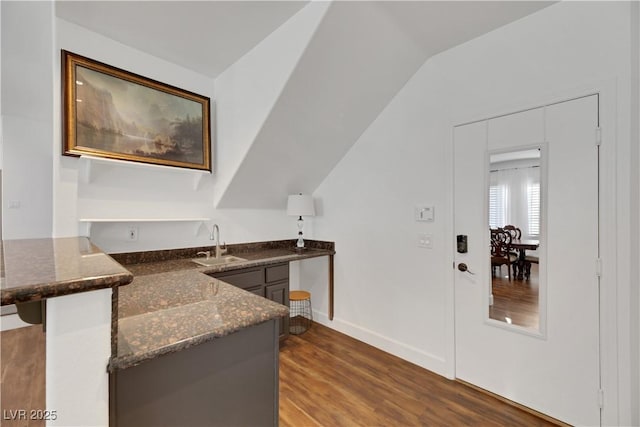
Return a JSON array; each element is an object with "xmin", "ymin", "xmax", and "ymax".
[
  {"xmin": 109, "ymin": 240, "xmax": 334, "ymax": 371},
  {"xmin": 110, "ymin": 239, "xmax": 335, "ymax": 268},
  {"xmin": 110, "ymin": 271, "xmax": 288, "ymax": 371},
  {"xmin": 1, "ymin": 237, "xmax": 133, "ymax": 305},
  {"xmin": 121, "ymin": 247, "xmax": 333, "ymax": 276}
]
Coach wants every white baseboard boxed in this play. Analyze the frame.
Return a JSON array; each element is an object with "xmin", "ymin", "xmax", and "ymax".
[
  {"xmin": 1, "ymin": 313, "xmax": 31, "ymax": 331},
  {"xmin": 312, "ymin": 309, "xmax": 448, "ymax": 378}
]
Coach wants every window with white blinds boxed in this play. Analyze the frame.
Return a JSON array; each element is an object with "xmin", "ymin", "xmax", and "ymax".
[
  {"xmin": 527, "ymin": 182, "xmax": 540, "ymax": 236},
  {"xmin": 489, "ymin": 185, "xmax": 506, "ymax": 229},
  {"xmin": 489, "ymin": 150, "xmax": 541, "ymax": 239}
]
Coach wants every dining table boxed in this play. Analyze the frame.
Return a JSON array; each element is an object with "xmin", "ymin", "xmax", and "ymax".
[{"xmin": 510, "ymin": 238, "xmax": 540, "ymax": 280}]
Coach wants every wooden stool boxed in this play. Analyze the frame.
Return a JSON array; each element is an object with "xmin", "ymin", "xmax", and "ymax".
[{"xmin": 289, "ymin": 290, "xmax": 312, "ymax": 335}]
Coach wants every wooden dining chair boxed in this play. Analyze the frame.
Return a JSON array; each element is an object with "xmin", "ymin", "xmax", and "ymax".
[
  {"xmin": 490, "ymin": 228, "xmax": 518, "ymax": 280},
  {"xmin": 503, "ymin": 225, "xmax": 522, "ymax": 277},
  {"xmin": 503, "ymin": 225, "xmax": 522, "ymax": 240}
]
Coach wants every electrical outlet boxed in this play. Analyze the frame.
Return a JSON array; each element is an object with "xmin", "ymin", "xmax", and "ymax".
[
  {"xmin": 417, "ymin": 233, "xmax": 433, "ymax": 249},
  {"xmin": 127, "ymin": 226, "xmax": 139, "ymax": 242}
]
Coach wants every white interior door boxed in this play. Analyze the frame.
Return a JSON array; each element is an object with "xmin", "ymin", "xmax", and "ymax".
[{"xmin": 453, "ymin": 95, "xmax": 600, "ymax": 425}]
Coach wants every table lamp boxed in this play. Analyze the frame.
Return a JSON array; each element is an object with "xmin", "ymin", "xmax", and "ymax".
[{"xmin": 287, "ymin": 194, "xmax": 315, "ymax": 248}]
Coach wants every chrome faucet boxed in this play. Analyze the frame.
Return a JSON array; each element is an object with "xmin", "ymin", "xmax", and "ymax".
[
  {"xmin": 196, "ymin": 251, "xmax": 211, "ymax": 259},
  {"xmin": 211, "ymin": 224, "xmax": 227, "ymax": 259}
]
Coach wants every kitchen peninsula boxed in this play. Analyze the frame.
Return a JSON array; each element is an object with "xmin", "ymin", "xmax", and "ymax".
[
  {"xmin": 1, "ymin": 237, "xmax": 133, "ymax": 427},
  {"xmin": 108, "ymin": 239, "xmax": 334, "ymax": 426},
  {"xmin": 1, "ymin": 237, "xmax": 334, "ymax": 426}
]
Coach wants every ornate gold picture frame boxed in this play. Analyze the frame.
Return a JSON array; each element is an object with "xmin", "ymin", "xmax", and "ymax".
[{"xmin": 62, "ymin": 50, "xmax": 211, "ymax": 171}]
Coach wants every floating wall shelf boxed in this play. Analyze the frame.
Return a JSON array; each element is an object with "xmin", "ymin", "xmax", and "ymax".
[{"xmin": 78, "ymin": 155, "xmax": 211, "ymax": 190}]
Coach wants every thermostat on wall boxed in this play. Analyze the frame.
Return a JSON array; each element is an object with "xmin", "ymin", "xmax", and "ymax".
[{"xmin": 415, "ymin": 205, "xmax": 434, "ymax": 222}]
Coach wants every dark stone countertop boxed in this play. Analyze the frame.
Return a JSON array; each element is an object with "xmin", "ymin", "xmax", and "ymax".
[
  {"xmin": 108, "ymin": 240, "xmax": 334, "ymax": 371},
  {"xmin": 1, "ymin": 237, "xmax": 133, "ymax": 306}
]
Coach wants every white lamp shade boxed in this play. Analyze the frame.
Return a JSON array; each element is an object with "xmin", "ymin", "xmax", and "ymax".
[{"xmin": 287, "ymin": 194, "xmax": 315, "ymax": 217}]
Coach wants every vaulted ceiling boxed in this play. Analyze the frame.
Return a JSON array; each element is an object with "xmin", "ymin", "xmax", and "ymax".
[
  {"xmin": 55, "ymin": 1, "xmax": 308, "ymax": 78},
  {"xmin": 55, "ymin": 1, "xmax": 554, "ymax": 209}
]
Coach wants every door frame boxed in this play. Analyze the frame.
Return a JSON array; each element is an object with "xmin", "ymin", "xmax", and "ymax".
[{"xmin": 444, "ymin": 79, "xmax": 619, "ymax": 425}]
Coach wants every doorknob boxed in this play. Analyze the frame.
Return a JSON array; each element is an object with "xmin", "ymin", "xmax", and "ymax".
[{"xmin": 458, "ymin": 263, "xmax": 475, "ymax": 275}]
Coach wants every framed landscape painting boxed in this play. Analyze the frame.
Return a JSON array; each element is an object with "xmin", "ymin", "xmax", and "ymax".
[{"xmin": 62, "ymin": 50, "xmax": 211, "ymax": 171}]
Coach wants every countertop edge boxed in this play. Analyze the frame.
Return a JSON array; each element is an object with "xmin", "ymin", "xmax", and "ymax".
[
  {"xmin": 108, "ymin": 313, "xmax": 287, "ymax": 372},
  {"xmin": 194, "ymin": 249, "xmax": 335, "ymax": 275},
  {"xmin": 1, "ymin": 272, "xmax": 133, "ymax": 306}
]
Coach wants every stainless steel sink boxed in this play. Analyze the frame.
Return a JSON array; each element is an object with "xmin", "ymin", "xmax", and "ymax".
[{"xmin": 191, "ymin": 255, "xmax": 247, "ymax": 267}]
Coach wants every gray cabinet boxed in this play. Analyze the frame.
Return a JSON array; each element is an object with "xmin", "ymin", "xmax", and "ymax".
[
  {"xmin": 111, "ymin": 320, "xmax": 279, "ymax": 427},
  {"xmin": 210, "ymin": 263, "xmax": 289, "ymax": 340},
  {"xmin": 265, "ymin": 281, "xmax": 289, "ymax": 337}
]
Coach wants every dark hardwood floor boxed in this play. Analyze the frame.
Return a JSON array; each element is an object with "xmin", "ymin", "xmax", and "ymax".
[
  {"xmin": 280, "ymin": 322, "xmax": 555, "ymax": 427},
  {"xmin": 490, "ymin": 264, "xmax": 539, "ymax": 329},
  {"xmin": 2, "ymin": 319, "xmax": 554, "ymax": 426},
  {"xmin": 1, "ymin": 325, "xmax": 45, "ymax": 427}
]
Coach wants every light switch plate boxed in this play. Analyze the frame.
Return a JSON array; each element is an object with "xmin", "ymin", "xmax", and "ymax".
[{"xmin": 415, "ymin": 205, "xmax": 434, "ymax": 222}]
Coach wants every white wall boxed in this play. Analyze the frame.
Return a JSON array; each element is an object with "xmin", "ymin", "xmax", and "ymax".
[
  {"xmin": 1, "ymin": 1, "xmax": 54, "ymax": 239},
  {"xmin": 53, "ymin": 18, "xmax": 293, "ymax": 253},
  {"xmin": 0, "ymin": 0, "xmax": 55, "ymax": 330},
  {"xmin": 631, "ymin": 2, "xmax": 640, "ymax": 424},
  {"xmin": 308, "ymin": 1, "xmax": 636, "ymax": 423}
]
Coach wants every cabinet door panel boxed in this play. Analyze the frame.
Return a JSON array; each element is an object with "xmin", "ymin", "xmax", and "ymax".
[
  {"xmin": 265, "ymin": 281, "xmax": 289, "ymax": 339},
  {"xmin": 265, "ymin": 264, "xmax": 288, "ymax": 283},
  {"xmin": 265, "ymin": 282, "xmax": 288, "ymax": 305}
]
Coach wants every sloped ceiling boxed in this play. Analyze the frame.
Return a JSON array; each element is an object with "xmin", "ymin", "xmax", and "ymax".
[
  {"xmin": 55, "ymin": 1, "xmax": 308, "ymax": 78},
  {"xmin": 55, "ymin": 1, "xmax": 554, "ymax": 209},
  {"xmin": 217, "ymin": 1, "xmax": 554, "ymax": 208}
]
